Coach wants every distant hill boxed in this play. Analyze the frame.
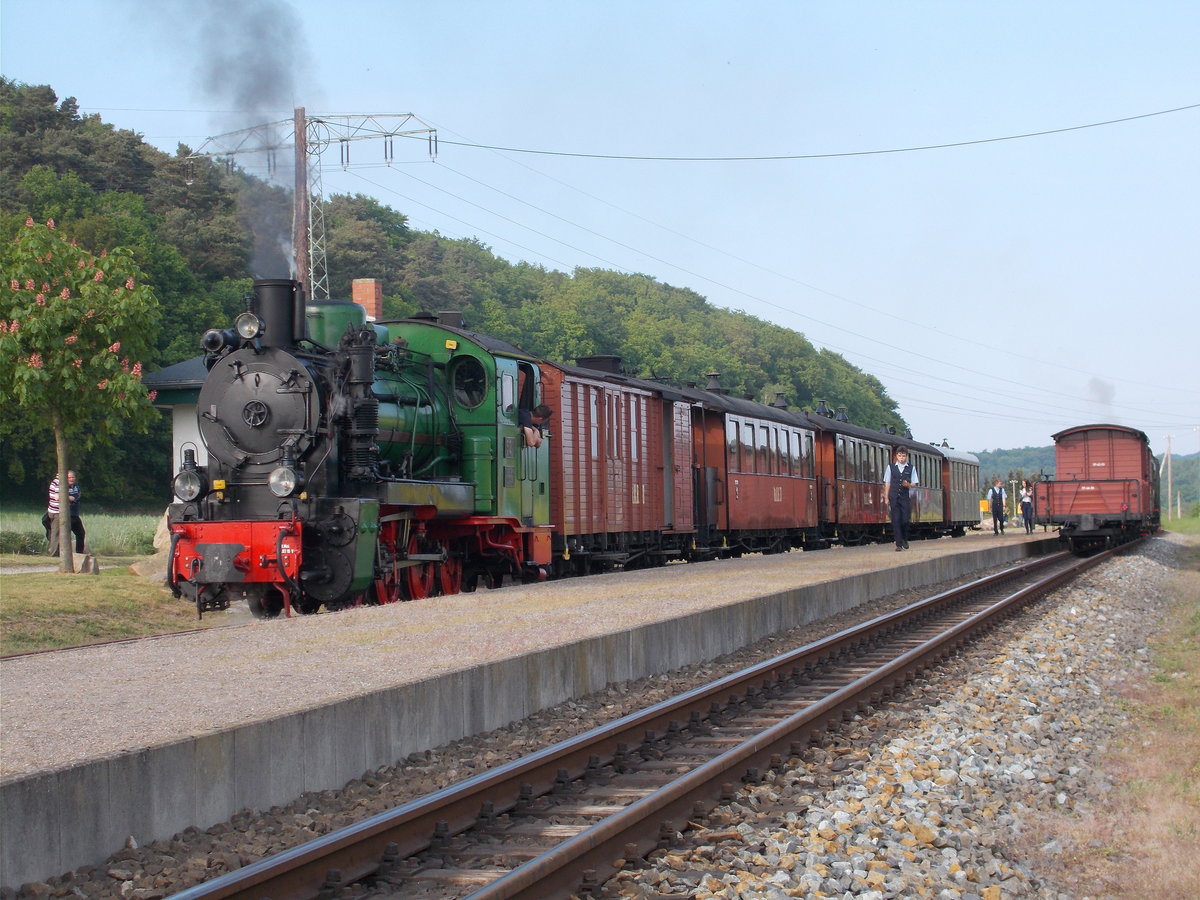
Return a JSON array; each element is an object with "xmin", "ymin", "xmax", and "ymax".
[{"xmin": 973, "ymin": 446, "xmax": 1057, "ymax": 486}]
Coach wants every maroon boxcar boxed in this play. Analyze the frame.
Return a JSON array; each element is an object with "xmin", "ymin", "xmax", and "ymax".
[
  {"xmin": 1033, "ymin": 423, "xmax": 1160, "ymax": 552},
  {"xmin": 541, "ymin": 358, "xmax": 697, "ymax": 573}
]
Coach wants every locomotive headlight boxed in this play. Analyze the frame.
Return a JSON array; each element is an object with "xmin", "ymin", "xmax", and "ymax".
[
  {"xmin": 268, "ymin": 465, "xmax": 304, "ymax": 497},
  {"xmin": 235, "ymin": 312, "xmax": 263, "ymax": 340},
  {"xmin": 173, "ymin": 469, "xmax": 205, "ymax": 502},
  {"xmin": 173, "ymin": 449, "xmax": 207, "ymax": 501}
]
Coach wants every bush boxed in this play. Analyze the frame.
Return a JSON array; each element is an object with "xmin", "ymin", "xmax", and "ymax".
[{"xmin": 0, "ymin": 530, "xmax": 45, "ymax": 554}]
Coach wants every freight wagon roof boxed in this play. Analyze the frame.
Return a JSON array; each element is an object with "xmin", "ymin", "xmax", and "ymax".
[
  {"xmin": 1051, "ymin": 423, "xmax": 1151, "ymax": 445},
  {"xmin": 552, "ymin": 359, "xmax": 807, "ymax": 426}
]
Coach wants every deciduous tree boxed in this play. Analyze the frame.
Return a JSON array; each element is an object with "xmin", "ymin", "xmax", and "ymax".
[{"xmin": 0, "ymin": 219, "xmax": 159, "ymax": 570}]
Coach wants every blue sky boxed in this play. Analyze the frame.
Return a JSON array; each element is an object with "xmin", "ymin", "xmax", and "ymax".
[{"xmin": 3, "ymin": 0, "xmax": 1197, "ymax": 454}]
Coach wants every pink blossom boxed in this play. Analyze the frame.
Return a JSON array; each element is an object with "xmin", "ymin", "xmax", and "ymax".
[
  {"xmin": 125, "ymin": 278, "xmax": 135, "ymax": 290},
  {"xmin": 0, "ymin": 321, "xmax": 6, "ymax": 333},
  {"xmin": 100, "ymin": 249, "xmax": 108, "ymax": 258},
  {"xmin": 9, "ymin": 279, "xmax": 17, "ymax": 290},
  {"xmin": 148, "ymin": 390, "xmax": 158, "ymax": 402},
  {"xmin": 41, "ymin": 282, "xmax": 49, "ymax": 292},
  {"xmin": 25, "ymin": 217, "xmax": 34, "ymax": 227},
  {"xmin": 132, "ymin": 362, "xmax": 143, "ymax": 376},
  {"xmin": 35, "ymin": 294, "xmax": 45, "ymax": 306},
  {"xmin": 77, "ymin": 259, "xmax": 86, "ymax": 269},
  {"xmin": 97, "ymin": 379, "xmax": 108, "ymax": 390},
  {"xmin": 60, "ymin": 288, "xmax": 70, "ymax": 299},
  {"xmin": 28, "ymin": 353, "xmax": 42, "ymax": 369},
  {"xmin": 46, "ymin": 219, "xmax": 54, "ymax": 229},
  {"xmin": 24, "ymin": 279, "xmax": 34, "ymax": 291},
  {"xmin": 93, "ymin": 270, "xmax": 105, "ymax": 282},
  {"xmin": 65, "ymin": 335, "xmax": 78, "ymax": 345},
  {"xmin": 108, "ymin": 341, "xmax": 121, "ymax": 353},
  {"xmin": 8, "ymin": 321, "xmax": 18, "ymax": 333},
  {"xmin": 73, "ymin": 359, "xmax": 83, "ymax": 368}
]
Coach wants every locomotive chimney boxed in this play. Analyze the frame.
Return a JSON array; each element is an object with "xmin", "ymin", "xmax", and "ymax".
[
  {"xmin": 772, "ymin": 393, "xmax": 789, "ymax": 409},
  {"xmin": 254, "ymin": 279, "xmax": 304, "ymax": 348},
  {"xmin": 437, "ymin": 311, "xmax": 464, "ymax": 328},
  {"xmin": 352, "ymin": 279, "xmax": 384, "ymax": 321},
  {"xmin": 705, "ymin": 372, "xmax": 722, "ymax": 392}
]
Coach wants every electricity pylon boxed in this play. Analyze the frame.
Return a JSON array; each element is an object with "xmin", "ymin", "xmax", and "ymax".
[{"xmin": 188, "ymin": 109, "xmax": 437, "ymax": 300}]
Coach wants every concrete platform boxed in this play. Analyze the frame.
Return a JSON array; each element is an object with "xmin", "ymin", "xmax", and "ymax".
[{"xmin": 0, "ymin": 531, "xmax": 1056, "ymax": 888}]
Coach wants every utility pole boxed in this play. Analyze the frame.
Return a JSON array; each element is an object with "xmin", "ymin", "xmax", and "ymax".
[
  {"xmin": 1195, "ymin": 425, "xmax": 1200, "ymax": 516},
  {"xmin": 1164, "ymin": 435, "xmax": 1173, "ymax": 521},
  {"xmin": 188, "ymin": 111, "xmax": 437, "ymax": 300}
]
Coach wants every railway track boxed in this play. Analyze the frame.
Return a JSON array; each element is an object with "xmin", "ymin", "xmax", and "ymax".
[{"xmin": 167, "ymin": 546, "xmax": 1122, "ymax": 900}]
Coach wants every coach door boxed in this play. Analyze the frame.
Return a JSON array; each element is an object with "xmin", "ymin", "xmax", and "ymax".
[
  {"xmin": 663, "ymin": 400, "xmax": 694, "ymax": 532},
  {"xmin": 517, "ymin": 362, "xmax": 550, "ymax": 526}
]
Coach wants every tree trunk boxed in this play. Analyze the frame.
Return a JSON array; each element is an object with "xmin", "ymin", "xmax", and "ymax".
[{"xmin": 50, "ymin": 410, "xmax": 74, "ymax": 574}]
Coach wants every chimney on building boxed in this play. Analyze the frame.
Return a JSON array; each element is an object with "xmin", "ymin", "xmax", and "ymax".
[{"xmin": 352, "ymin": 278, "xmax": 384, "ymax": 321}]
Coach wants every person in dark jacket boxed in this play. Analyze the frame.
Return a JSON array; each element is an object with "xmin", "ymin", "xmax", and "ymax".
[
  {"xmin": 988, "ymin": 478, "xmax": 1007, "ymax": 535},
  {"xmin": 883, "ymin": 447, "xmax": 918, "ymax": 551}
]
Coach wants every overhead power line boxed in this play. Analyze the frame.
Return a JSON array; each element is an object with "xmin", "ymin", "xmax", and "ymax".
[{"xmin": 429, "ymin": 103, "xmax": 1200, "ymax": 161}]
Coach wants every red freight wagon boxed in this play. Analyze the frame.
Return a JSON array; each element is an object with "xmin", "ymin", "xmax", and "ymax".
[
  {"xmin": 540, "ymin": 358, "xmax": 695, "ymax": 573},
  {"xmin": 1034, "ymin": 423, "xmax": 1160, "ymax": 551}
]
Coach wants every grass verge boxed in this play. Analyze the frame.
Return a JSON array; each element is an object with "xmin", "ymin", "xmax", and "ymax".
[
  {"xmin": 1019, "ymin": 533, "xmax": 1200, "ymax": 897},
  {"xmin": 0, "ymin": 566, "xmax": 216, "ymax": 655}
]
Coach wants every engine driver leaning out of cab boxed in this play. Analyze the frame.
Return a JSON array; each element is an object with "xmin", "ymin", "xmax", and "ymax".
[{"xmin": 519, "ymin": 404, "xmax": 553, "ymax": 448}]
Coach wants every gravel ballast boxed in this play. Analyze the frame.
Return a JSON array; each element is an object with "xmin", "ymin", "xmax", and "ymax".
[{"xmin": 598, "ymin": 536, "xmax": 1185, "ymax": 900}]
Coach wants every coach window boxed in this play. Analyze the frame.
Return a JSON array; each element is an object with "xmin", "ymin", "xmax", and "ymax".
[
  {"xmin": 629, "ymin": 396, "xmax": 639, "ymax": 461},
  {"xmin": 727, "ymin": 419, "xmax": 740, "ymax": 472},
  {"xmin": 501, "ymin": 373, "xmax": 515, "ymax": 414},
  {"xmin": 589, "ymin": 389, "xmax": 600, "ymax": 458},
  {"xmin": 607, "ymin": 394, "xmax": 621, "ymax": 459},
  {"xmin": 758, "ymin": 425, "xmax": 770, "ymax": 475}
]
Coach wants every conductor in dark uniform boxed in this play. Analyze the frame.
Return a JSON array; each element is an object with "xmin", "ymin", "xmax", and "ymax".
[{"xmin": 884, "ymin": 447, "xmax": 918, "ymax": 551}]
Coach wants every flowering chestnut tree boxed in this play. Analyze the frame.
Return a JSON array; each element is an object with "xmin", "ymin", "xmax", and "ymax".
[{"xmin": 0, "ymin": 219, "xmax": 159, "ymax": 571}]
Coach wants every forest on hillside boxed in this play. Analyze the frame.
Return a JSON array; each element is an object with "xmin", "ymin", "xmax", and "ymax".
[{"xmin": 1, "ymin": 78, "xmax": 913, "ymax": 506}]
